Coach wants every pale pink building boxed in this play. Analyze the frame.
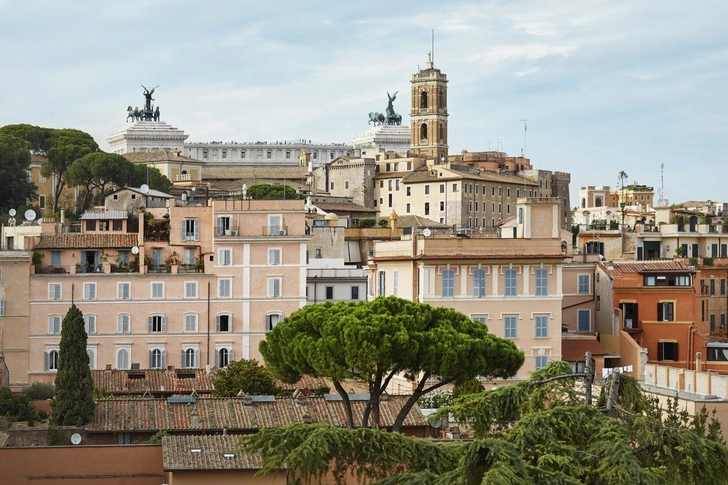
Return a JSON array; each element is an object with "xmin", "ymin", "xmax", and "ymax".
[{"xmin": 27, "ymin": 194, "xmax": 308, "ymax": 384}]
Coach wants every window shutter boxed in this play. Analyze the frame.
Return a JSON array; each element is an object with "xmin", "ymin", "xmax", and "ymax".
[
  {"xmin": 657, "ymin": 343, "xmax": 665, "ymax": 361},
  {"xmin": 229, "ymin": 347, "xmax": 234, "ymax": 362},
  {"xmin": 216, "ymin": 315, "xmax": 220, "ymax": 332},
  {"xmin": 181, "ymin": 350, "xmax": 185, "ymax": 367},
  {"xmin": 657, "ymin": 303, "xmax": 663, "ymax": 322},
  {"xmin": 44, "ymin": 352, "xmax": 49, "ymax": 371},
  {"xmin": 195, "ymin": 350, "xmax": 199, "ymax": 368},
  {"xmin": 148, "ymin": 350, "xmax": 153, "ymax": 368},
  {"xmin": 214, "ymin": 350, "xmax": 219, "ymax": 368},
  {"xmin": 161, "ymin": 350, "xmax": 166, "ymax": 368},
  {"xmin": 162, "ymin": 316, "xmax": 167, "ymax": 333},
  {"xmin": 148, "ymin": 316, "xmax": 153, "ymax": 333},
  {"xmin": 0, "ymin": 299, "xmax": 4, "ymax": 316},
  {"xmin": 193, "ymin": 220, "xmax": 199, "ymax": 241},
  {"xmin": 181, "ymin": 221, "xmax": 186, "ymax": 241},
  {"xmin": 217, "ymin": 217, "xmax": 223, "ymax": 236}
]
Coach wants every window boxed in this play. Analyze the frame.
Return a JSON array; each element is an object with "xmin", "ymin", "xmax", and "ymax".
[
  {"xmin": 83, "ymin": 283, "xmax": 97, "ymax": 301},
  {"xmin": 439, "ymin": 201, "xmax": 445, "ymax": 211},
  {"xmin": 268, "ymin": 277, "xmax": 282, "ymax": 297},
  {"xmin": 378, "ymin": 271, "xmax": 386, "ymax": 296},
  {"xmin": 325, "ymin": 286, "xmax": 334, "ymax": 300},
  {"xmin": 116, "ymin": 347, "xmax": 130, "ymax": 370},
  {"xmin": 393, "ymin": 270, "xmax": 398, "ymax": 296},
  {"xmin": 406, "ymin": 203, "xmax": 410, "ymax": 213},
  {"xmin": 439, "ymin": 184, "xmax": 445, "ymax": 194},
  {"xmin": 657, "ymin": 342, "xmax": 678, "ymax": 361},
  {"xmin": 151, "ymin": 282, "xmax": 164, "ymax": 299},
  {"xmin": 268, "ymin": 215, "xmax": 282, "ymax": 235},
  {"xmin": 578, "ymin": 275, "xmax": 590, "ymax": 294},
  {"xmin": 267, "ymin": 151, "xmax": 272, "ymax": 159},
  {"xmin": 219, "ymin": 248, "xmax": 232, "ymax": 266},
  {"xmin": 181, "ymin": 219, "xmax": 199, "ymax": 241},
  {"xmin": 185, "ymin": 282, "xmax": 198, "ymax": 298},
  {"xmin": 710, "ymin": 279, "xmax": 716, "ymax": 296},
  {"xmin": 535, "ymin": 355, "xmax": 548, "ymax": 370},
  {"xmin": 216, "ymin": 216, "xmax": 232, "ymax": 236},
  {"xmin": 216, "ymin": 314, "xmax": 231, "ymax": 332},
  {"xmin": 268, "ymin": 248, "xmax": 281, "ymax": 265},
  {"xmin": 184, "ymin": 314, "xmax": 198, "ymax": 332},
  {"xmin": 45, "ymin": 349, "xmax": 59, "ymax": 371},
  {"xmin": 473, "ymin": 316, "xmax": 487, "ymax": 324},
  {"xmin": 184, "ymin": 249, "xmax": 195, "ymax": 266},
  {"xmin": 442, "ymin": 269, "xmax": 455, "ymax": 297},
  {"xmin": 216, "ymin": 347, "xmax": 233, "ymax": 368},
  {"xmin": 406, "ymin": 187, "xmax": 411, "ymax": 196},
  {"xmin": 182, "ymin": 347, "xmax": 199, "ymax": 368},
  {"xmin": 722, "ymin": 279, "xmax": 726, "ymax": 295},
  {"xmin": 578, "ymin": 310, "xmax": 591, "ymax": 332},
  {"xmin": 48, "ymin": 315, "xmax": 61, "ymax": 334},
  {"xmin": 241, "ymin": 150, "xmax": 246, "ymax": 158},
  {"xmin": 711, "ymin": 314, "xmax": 716, "ymax": 333},
  {"xmin": 86, "ymin": 220, "xmax": 96, "ymax": 231},
  {"xmin": 0, "ymin": 299, "xmax": 4, "ymax": 316},
  {"xmin": 657, "ymin": 302, "xmax": 675, "ymax": 322},
  {"xmin": 504, "ymin": 316, "xmax": 517, "ymax": 339},
  {"xmin": 351, "ymin": 286, "xmax": 359, "ymax": 300},
  {"xmin": 218, "ymin": 277, "xmax": 232, "ymax": 298},
  {"xmin": 50, "ymin": 250, "xmax": 61, "ymax": 266},
  {"xmin": 149, "ymin": 348, "xmax": 166, "ymax": 369},
  {"xmin": 49, "ymin": 283, "xmax": 61, "ymax": 301},
  {"xmin": 143, "ymin": 311, "xmax": 166, "ymax": 332},
  {"xmin": 535, "ymin": 315, "xmax": 548, "ymax": 338},
  {"xmin": 117, "ymin": 250, "xmax": 129, "ymax": 266},
  {"xmin": 424, "ymin": 202, "xmax": 430, "ymax": 215},
  {"xmin": 87, "ymin": 347, "xmax": 96, "ymax": 370},
  {"xmin": 345, "ymin": 180, "xmax": 349, "ymax": 189},
  {"xmin": 117, "ymin": 314, "xmax": 130, "ymax": 333},
  {"xmin": 266, "ymin": 313, "xmax": 282, "ymax": 331},
  {"xmin": 425, "ymin": 185, "xmax": 430, "ymax": 195},
  {"xmin": 84, "ymin": 315, "xmax": 96, "ymax": 334},
  {"xmin": 99, "ymin": 220, "xmax": 109, "ymax": 231},
  {"xmin": 117, "ymin": 282, "xmax": 131, "ymax": 300},
  {"xmin": 504, "ymin": 269, "xmax": 517, "ymax": 297},
  {"xmin": 535, "ymin": 269, "xmax": 548, "ymax": 296},
  {"xmin": 113, "ymin": 219, "xmax": 123, "ymax": 231}
]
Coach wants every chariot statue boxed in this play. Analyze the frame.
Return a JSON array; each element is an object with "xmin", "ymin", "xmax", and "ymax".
[
  {"xmin": 367, "ymin": 91, "xmax": 402, "ymax": 126},
  {"xmin": 126, "ymin": 85, "xmax": 161, "ymax": 122}
]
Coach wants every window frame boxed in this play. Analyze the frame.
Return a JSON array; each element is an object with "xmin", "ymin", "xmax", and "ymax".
[
  {"xmin": 116, "ymin": 314, "xmax": 131, "ymax": 334},
  {"xmin": 83, "ymin": 282, "xmax": 97, "ymax": 301},
  {"xmin": 442, "ymin": 269, "xmax": 455, "ymax": 297},
  {"xmin": 48, "ymin": 315, "xmax": 62, "ymax": 334},
  {"xmin": 535, "ymin": 269, "xmax": 548, "ymax": 296},
  {"xmin": 577, "ymin": 309, "xmax": 591, "ymax": 332},
  {"xmin": 84, "ymin": 314, "xmax": 96, "ymax": 334},
  {"xmin": 535, "ymin": 315, "xmax": 549, "ymax": 338},
  {"xmin": 151, "ymin": 282, "xmax": 164, "ymax": 299},
  {"xmin": 504, "ymin": 269, "xmax": 517, "ymax": 297},
  {"xmin": 504, "ymin": 316, "xmax": 517, "ymax": 339},
  {"xmin": 185, "ymin": 281, "xmax": 198, "ymax": 299},
  {"xmin": 184, "ymin": 313, "xmax": 198, "ymax": 333},
  {"xmin": 117, "ymin": 282, "xmax": 131, "ymax": 300},
  {"xmin": 268, "ymin": 248, "xmax": 282, "ymax": 266},
  {"xmin": 266, "ymin": 313, "xmax": 283, "ymax": 331},
  {"xmin": 218, "ymin": 277, "xmax": 232, "ymax": 298},
  {"xmin": 267, "ymin": 277, "xmax": 282, "ymax": 298},
  {"xmin": 48, "ymin": 283, "xmax": 62, "ymax": 301},
  {"xmin": 473, "ymin": 269, "xmax": 486, "ymax": 298},
  {"xmin": 218, "ymin": 248, "xmax": 232, "ymax": 266},
  {"xmin": 577, "ymin": 274, "xmax": 590, "ymax": 295}
]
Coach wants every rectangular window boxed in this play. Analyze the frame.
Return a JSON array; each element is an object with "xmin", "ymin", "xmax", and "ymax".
[
  {"xmin": 113, "ymin": 219, "xmax": 123, "ymax": 231},
  {"xmin": 473, "ymin": 316, "xmax": 487, "ymax": 324},
  {"xmin": 406, "ymin": 187, "xmax": 411, "ymax": 196},
  {"xmin": 268, "ymin": 248, "xmax": 281, "ymax": 265},
  {"xmin": 151, "ymin": 282, "xmax": 164, "ymax": 299},
  {"xmin": 710, "ymin": 314, "xmax": 716, "ymax": 333},
  {"xmin": 504, "ymin": 269, "xmax": 517, "ymax": 297},
  {"xmin": 425, "ymin": 185, "xmax": 430, "ymax": 195},
  {"xmin": 504, "ymin": 316, "xmax": 517, "ymax": 339},
  {"xmin": 148, "ymin": 315, "xmax": 166, "ymax": 333},
  {"xmin": 710, "ymin": 279, "xmax": 716, "ymax": 296},
  {"xmin": 218, "ymin": 277, "xmax": 232, "ymax": 298},
  {"xmin": 393, "ymin": 270, "xmax": 398, "ymax": 296},
  {"xmin": 406, "ymin": 203, "xmax": 410, "ymax": 213},
  {"xmin": 216, "ymin": 216, "xmax": 232, "ymax": 236},
  {"xmin": 181, "ymin": 219, "xmax": 199, "ymax": 241},
  {"xmin": 378, "ymin": 271, "xmax": 385, "ymax": 296},
  {"xmin": 117, "ymin": 282, "xmax": 131, "ymax": 300},
  {"xmin": 185, "ymin": 282, "xmax": 198, "ymax": 299},
  {"xmin": 439, "ymin": 184, "xmax": 445, "ymax": 194},
  {"xmin": 535, "ymin": 355, "xmax": 548, "ymax": 370},
  {"xmin": 84, "ymin": 315, "xmax": 96, "ymax": 334},
  {"xmin": 219, "ymin": 248, "xmax": 232, "ymax": 266},
  {"xmin": 424, "ymin": 203, "xmax": 430, "ymax": 215},
  {"xmin": 266, "ymin": 313, "xmax": 282, "ymax": 331},
  {"xmin": 184, "ymin": 314, "xmax": 198, "ymax": 332},
  {"xmin": 535, "ymin": 315, "xmax": 548, "ymax": 338},
  {"xmin": 268, "ymin": 215, "xmax": 282, "ymax": 235},
  {"xmin": 657, "ymin": 302, "xmax": 675, "ymax": 322},
  {"xmin": 184, "ymin": 249, "xmax": 195, "ymax": 266},
  {"xmin": 473, "ymin": 269, "xmax": 486, "ymax": 297},
  {"xmin": 83, "ymin": 282, "xmax": 97, "ymax": 300},
  {"xmin": 325, "ymin": 286, "xmax": 334, "ymax": 300},
  {"xmin": 49, "ymin": 283, "xmax": 62, "ymax": 301},
  {"xmin": 268, "ymin": 277, "xmax": 282, "ymax": 297},
  {"xmin": 442, "ymin": 269, "xmax": 455, "ymax": 297},
  {"xmin": 722, "ymin": 279, "xmax": 726, "ymax": 295},
  {"xmin": 351, "ymin": 286, "xmax": 359, "ymax": 300},
  {"xmin": 0, "ymin": 299, "xmax": 4, "ymax": 317},
  {"xmin": 48, "ymin": 315, "xmax": 61, "ymax": 334},
  {"xmin": 578, "ymin": 275, "xmax": 590, "ymax": 294},
  {"xmin": 117, "ymin": 250, "xmax": 129, "ymax": 266},
  {"xmin": 117, "ymin": 314, "xmax": 130, "ymax": 334},
  {"xmin": 439, "ymin": 201, "xmax": 445, "ymax": 211},
  {"xmin": 577, "ymin": 310, "xmax": 590, "ymax": 332},
  {"xmin": 86, "ymin": 220, "xmax": 96, "ymax": 231},
  {"xmin": 216, "ymin": 314, "xmax": 231, "ymax": 332},
  {"xmin": 657, "ymin": 342, "xmax": 678, "ymax": 361},
  {"xmin": 535, "ymin": 269, "xmax": 548, "ymax": 296},
  {"xmin": 50, "ymin": 250, "xmax": 61, "ymax": 266}
]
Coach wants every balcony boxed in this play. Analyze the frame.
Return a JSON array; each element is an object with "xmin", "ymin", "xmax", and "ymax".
[{"xmin": 262, "ymin": 226, "xmax": 289, "ymax": 236}]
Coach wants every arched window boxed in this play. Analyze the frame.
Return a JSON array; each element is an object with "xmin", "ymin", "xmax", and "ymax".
[
  {"xmin": 218, "ymin": 348, "xmax": 229, "ymax": 368},
  {"xmin": 581, "ymin": 198, "xmax": 586, "ymax": 209},
  {"xmin": 266, "ymin": 313, "xmax": 283, "ymax": 331},
  {"xmin": 150, "ymin": 348, "xmax": 164, "ymax": 369},
  {"xmin": 117, "ymin": 348, "xmax": 129, "ymax": 370},
  {"xmin": 420, "ymin": 123, "xmax": 428, "ymax": 142},
  {"xmin": 46, "ymin": 350, "xmax": 59, "ymax": 371},
  {"xmin": 183, "ymin": 348, "xmax": 197, "ymax": 368},
  {"xmin": 420, "ymin": 91, "xmax": 428, "ymax": 108},
  {"xmin": 439, "ymin": 123, "xmax": 444, "ymax": 143},
  {"xmin": 595, "ymin": 197, "xmax": 602, "ymax": 207}
]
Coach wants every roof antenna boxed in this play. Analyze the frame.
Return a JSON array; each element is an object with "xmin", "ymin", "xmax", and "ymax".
[{"xmin": 431, "ymin": 29, "xmax": 435, "ymax": 66}]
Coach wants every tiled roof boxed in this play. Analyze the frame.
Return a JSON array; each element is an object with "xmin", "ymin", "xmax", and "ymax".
[
  {"xmin": 315, "ymin": 202, "xmax": 376, "ymax": 214},
  {"xmin": 80, "ymin": 210, "xmax": 129, "ymax": 220},
  {"xmin": 403, "ymin": 166, "xmax": 539, "ymax": 185},
  {"xmin": 124, "ymin": 150, "xmax": 203, "ymax": 165},
  {"xmin": 88, "ymin": 395, "xmax": 427, "ymax": 432},
  {"xmin": 34, "ymin": 233, "xmax": 139, "ymax": 249},
  {"xmin": 203, "ymin": 166, "xmax": 308, "ymax": 181},
  {"xmin": 600, "ymin": 260, "xmax": 692, "ymax": 278},
  {"xmin": 396, "ymin": 215, "xmax": 450, "ymax": 229},
  {"xmin": 162, "ymin": 434, "xmax": 273, "ymax": 471},
  {"xmin": 122, "ymin": 186, "xmax": 173, "ymax": 199},
  {"xmin": 562, "ymin": 337, "xmax": 608, "ymax": 362},
  {"xmin": 210, "ymin": 178, "xmax": 311, "ymax": 194}
]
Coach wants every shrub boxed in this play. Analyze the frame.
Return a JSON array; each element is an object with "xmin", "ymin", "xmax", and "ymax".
[
  {"xmin": 359, "ymin": 218, "xmax": 376, "ymax": 228},
  {"xmin": 26, "ymin": 382, "xmax": 55, "ymax": 400},
  {"xmin": 377, "ymin": 219, "xmax": 389, "ymax": 228}
]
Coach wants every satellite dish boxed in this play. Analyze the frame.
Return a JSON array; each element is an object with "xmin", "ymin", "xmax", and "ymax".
[
  {"xmin": 131, "ymin": 246, "xmax": 140, "ymax": 255},
  {"xmin": 24, "ymin": 209, "xmax": 36, "ymax": 221},
  {"xmin": 140, "ymin": 184, "xmax": 150, "ymax": 194},
  {"xmin": 422, "ymin": 228, "xmax": 432, "ymax": 237},
  {"xmin": 8, "ymin": 209, "xmax": 16, "ymax": 217},
  {"xmin": 427, "ymin": 415, "xmax": 442, "ymax": 428},
  {"xmin": 70, "ymin": 433, "xmax": 82, "ymax": 445}
]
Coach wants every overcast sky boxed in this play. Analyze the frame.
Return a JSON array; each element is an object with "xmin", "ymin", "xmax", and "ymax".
[{"xmin": 0, "ymin": 0, "xmax": 725, "ymax": 206}]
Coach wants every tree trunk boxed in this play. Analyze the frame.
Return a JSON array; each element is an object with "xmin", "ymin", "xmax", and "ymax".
[
  {"xmin": 391, "ymin": 374, "xmax": 455, "ymax": 432},
  {"xmin": 333, "ymin": 380, "xmax": 355, "ymax": 429}
]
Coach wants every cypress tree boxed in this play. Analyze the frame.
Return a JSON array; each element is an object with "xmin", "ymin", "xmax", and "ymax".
[{"xmin": 51, "ymin": 304, "xmax": 94, "ymax": 426}]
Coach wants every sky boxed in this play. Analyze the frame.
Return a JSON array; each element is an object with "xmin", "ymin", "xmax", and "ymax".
[{"xmin": 0, "ymin": 0, "xmax": 726, "ymax": 206}]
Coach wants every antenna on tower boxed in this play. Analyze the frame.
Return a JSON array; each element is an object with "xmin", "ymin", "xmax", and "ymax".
[
  {"xmin": 432, "ymin": 29, "xmax": 435, "ymax": 65},
  {"xmin": 520, "ymin": 119, "xmax": 527, "ymax": 157}
]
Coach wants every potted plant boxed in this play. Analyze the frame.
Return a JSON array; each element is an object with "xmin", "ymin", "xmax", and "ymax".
[
  {"xmin": 194, "ymin": 257, "xmax": 204, "ymax": 273},
  {"xmin": 675, "ymin": 246, "xmax": 685, "ymax": 257}
]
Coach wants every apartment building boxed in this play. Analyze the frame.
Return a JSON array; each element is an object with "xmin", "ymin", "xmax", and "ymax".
[{"xmin": 0, "ymin": 251, "xmax": 30, "ymax": 390}]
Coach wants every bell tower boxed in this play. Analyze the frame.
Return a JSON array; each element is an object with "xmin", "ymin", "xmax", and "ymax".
[{"xmin": 410, "ymin": 53, "xmax": 448, "ymax": 160}]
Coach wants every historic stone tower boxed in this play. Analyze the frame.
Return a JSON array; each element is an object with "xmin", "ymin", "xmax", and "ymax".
[{"xmin": 410, "ymin": 54, "xmax": 449, "ymax": 160}]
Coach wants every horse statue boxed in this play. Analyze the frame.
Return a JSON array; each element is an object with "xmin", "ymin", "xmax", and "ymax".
[
  {"xmin": 127, "ymin": 106, "xmax": 145, "ymax": 122},
  {"xmin": 126, "ymin": 106, "xmax": 135, "ymax": 122},
  {"xmin": 387, "ymin": 113, "xmax": 402, "ymax": 126},
  {"xmin": 368, "ymin": 112, "xmax": 385, "ymax": 126}
]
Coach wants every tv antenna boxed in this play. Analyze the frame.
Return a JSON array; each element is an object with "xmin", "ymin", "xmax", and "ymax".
[{"xmin": 520, "ymin": 119, "xmax": 527, "ymax": 157}]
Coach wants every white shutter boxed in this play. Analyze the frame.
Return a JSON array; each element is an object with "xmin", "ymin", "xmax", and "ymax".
[
  {"xmin": 161, "ymin": 316, "xmax": 167, "ymax": 333},
  {"xmin": 216, "ymin": 217, "xmax": 224, "ymax": 236},
  {"xmin": 148, "ymin": 316, "xmax": 153, "ymax": 333},
  {"xmin": 161, "ymin": 350, "xmax": 166, "ymax": 368},
  {"xmin": 148, "ymin": 350, "xmax": 153, "ymax": 368},
  {"xmin": 181, "ymin": 220, "xmax": 187, "ymax": 241},
  {"xmin": 215, "ymin": 315, "xmax": 220, "ymax": 331},
  {"xmin": 180, "ymin": 350, "xmax": 185, "ymax": 367},
  {"xmin": 0, "ymin": 299, "xmax": 4, "ymax": 316},
  {"xmin": 214, "ymin": 350, "xmax": 219, "ymax": 368},
  {"xmin": 193, "ymin": 219, "xmax": 199, "ymax": 241},
  {"xmin": 229, "ymin": 347, "xmax": 234, "ymax": 362},
  {"xmin": 44, "ymin": 352, "xmax": 49, "ymax": 371}
]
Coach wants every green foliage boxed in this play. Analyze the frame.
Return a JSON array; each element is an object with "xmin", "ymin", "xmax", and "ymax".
[
  {"xmin": 377, "ymin": 218, "xmax": 389, "ymax": 228},
  {"xmin": 129, "ymin": 163, "xmax": 172, "ymax": 192},
  {"xmin": 418, "ymin": 390, "xmax": 453, "ymax": 409},
  {"xmin": 93, "ymin": 387, "xmax": 110, "ymax": 400},
  {"xmin": 246, "ymin": 183, "xmax": 302, "ymax": 200},
  {"xmin": 25, "ymin": 382, "xmax": 56, "ymax": 400},
  {"xmin": 0, "ymin": 133, "xmax": 36, "ymax": 212},
  {"xmin": 260, "ymin": 297, "xmax": 524, "ymax": 431},
  {"xmin": 358, "ymin": 218, "xmax": 377, "ymax": 228},
  {"xmin": 51, "ymin": 305, "xmax": 94, "ymax": 426},
  {"xmin": 135, "ymin": 429, "xmax": 168, "ymax": 444},
  {"xmin": 212, "ymin": 359, "xmax": 278, "ymax": 397},
  {"xmin": 452, "ymin": 377, "xmax": 485, "ymax": 398},
  {"xmin": 47, "ymin": 426, "xmax": 67, "ymax": 446},
  {"xmin": 245, "ymin": 363, "xmax": 728, "ymax": 485},
  {"xmin": 0, "ymin": 387, "xmax": 37, "ymax": 422}
]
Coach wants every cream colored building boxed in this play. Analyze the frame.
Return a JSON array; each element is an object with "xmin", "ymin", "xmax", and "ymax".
[
  {"xmin": 368, "ymin": 198, "xmax": 572, "ymax": 376},
  {"xmin": 0, "ymin": 251, "xmax": 30, "ymax": 390}
]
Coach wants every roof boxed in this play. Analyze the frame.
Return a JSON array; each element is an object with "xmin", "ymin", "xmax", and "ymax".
[
  {"xmin": 396, "ymin": 214, "xmax": 450, "ymax": 229},
  {"xmin": 315, "ymin": 202, "xmax": 377, "ymax": 214},
  {"xmin": 88, "ymin": 395, "xmax": 427, "ymax": 432},
  {"xmin": 203, "ymin": 166, "xmax": 308, "ymax": 181},
  {"xmin": 34, "ymin": 233, "xmax": 139, "ymax": 249},
  {"xmin": 210, "ymin": 178, "xmax": 311, "ymax": 194},
  {"xmin": 124, "ymin": 150, "xmax": 203, "ymax": 165},
  {"xmin": 562, "ymin": 336, "xmax": 608, "ymax": 361},
  {"xmin": 600, "ymin": 260, "xmax": 693, "ymax": 278},
  {"xmin": 0, "ymin": 431, "xmax": 9, "ymax": 447},
  {"xmin": 80, "ymin": 210, "xmax": 129, "ymax": 220},
  {"xmin": 402, "ymin": 166, "xmax": 539, "ymax": 186},
  {"xmin": 121, "ymin": 186, "xmax": 174, "ymax": 199},
  {"xmin": 162, "ymin": 434, "xmax": 273, "ymax": 471}
]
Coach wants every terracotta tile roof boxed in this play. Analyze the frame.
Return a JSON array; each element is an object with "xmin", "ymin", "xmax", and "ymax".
[
  {"xmin": 402, "ymin": 166, "xmax": 539, "ymax": 185},
  {"xmin": 124, "ymin": 150, "xmax": 203, "ymax": 165},
  {"xmin": 34, "ymin": 233, "xmax": 139, "ymax": 249},
  {"xmin": 162, "ymin": 434, "xmax": 273, "ymax": 471},
  {"xmin": 396, "ymin": 215, "xmax": 450, "ymax": 229},
  {"xmin": 600, "ymin": 260, "xmax": 693, "ymax": 278},
  {"xmin": 88, "ymin": 395, "xmax": 427, "ymax": 432},
  {"xmin": 315, "ymin": 202, "xmax": 376, "ymax": 214},
  {"xmin": 562, "ymin": 337, "xmax": 608, "ymax": 362},
  {"xmin": 203, "ymin": 166, "xmax": 308, "ymax": 181}
]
